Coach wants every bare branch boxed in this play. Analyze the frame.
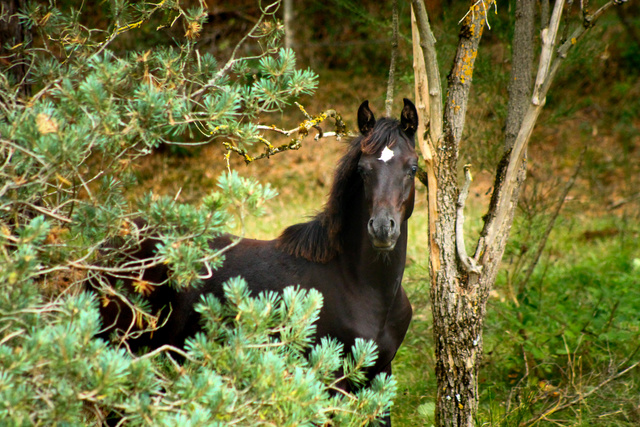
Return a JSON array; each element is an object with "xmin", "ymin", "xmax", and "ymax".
[
  {"xmin": 533, "ymin": 0, "xmax": 565, "ymax": 105},
  {"xmin": 13, "ymin": 201, "xmax": 72, "ymax": 223},
  {"xmin": 410, "ymin": 2, "xmax": 441, "ymax": 273},
  {"xmin": 410, "ymin": 0, "xmax": 443, "ymax": 147},
  {"xmin": 482, "ymin": 1, "xmax": 618, "ymax": 254},
  {"xmin": 137, "ymin": 344, "xmax": 196, "ymax": 363},
  {"xmin": 1, "ymin": 138, "xmax": 47, "ymax": 166},
  {"xmin": 227, "ymin": 107, "xmax": 347, "ymax": 164}
]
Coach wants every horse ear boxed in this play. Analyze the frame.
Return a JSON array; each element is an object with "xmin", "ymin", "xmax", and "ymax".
[
  {"xmin": 400, "ymin": 98, "xmax": 418, "ymax": 139},
  {"xmin": 357, "ymin": 100, "xmax": 376, "ymax": 136}
]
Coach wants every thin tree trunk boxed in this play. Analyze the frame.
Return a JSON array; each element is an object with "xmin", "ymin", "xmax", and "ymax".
[
  {"xmin": 385, "ymin": 0, "xmax": 399, "ymax": 117},
  {"xmin": 505, "ymin": 0, "xmax": 535, "ymax": 150},
  {"xmin": 283, "ymin": 0, "xmax": 293, "ymax": 49}
]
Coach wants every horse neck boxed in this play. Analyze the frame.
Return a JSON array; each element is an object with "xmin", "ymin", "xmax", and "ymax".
[{"xmin": 337, "ymin": 191, "xmax": 408, "ymax": 293}]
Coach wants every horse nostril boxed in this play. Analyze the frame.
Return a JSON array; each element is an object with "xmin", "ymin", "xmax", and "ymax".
[
  {"xmin": 368, "ymin": 218, "xmax": 375, "ymax": 230},
  {"xmin": 389, "ymin": 218, "xmax": 396, "ymax": 230}
]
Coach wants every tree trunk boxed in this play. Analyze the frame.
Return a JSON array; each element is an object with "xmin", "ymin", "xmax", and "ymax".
[
  {"xmin": 428, "ymin": 2, "xmax": 539, "ymax": 424},
  {"xmin": 429, "ymin": 3, "xmax": 490, "ymax": 424},
  {"xmin": 384, "ymin": 0, "xmax": 399, "ymax": 118},
  {"xmin": 283, "ymin": 0, "xmax": 293, "ymax": 50},
  {"xmin": 409, "ymin": 0, "xmax": 614, "ymax": 425}
]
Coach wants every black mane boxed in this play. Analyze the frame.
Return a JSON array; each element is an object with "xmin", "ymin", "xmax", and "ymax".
[{"xmin": 276, "ymin": 117, "xmax": 406, "ymax": 262}]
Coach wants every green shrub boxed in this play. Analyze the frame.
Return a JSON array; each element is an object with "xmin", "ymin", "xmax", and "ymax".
[{"xmin": 0, "ymin": 1, "xmax": 392, "ymax": 424}]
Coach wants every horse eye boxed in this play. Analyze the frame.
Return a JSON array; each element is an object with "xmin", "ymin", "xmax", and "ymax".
[{"xmin": 410, "ymin": 165, "xmax": 418, "ymax": 176}]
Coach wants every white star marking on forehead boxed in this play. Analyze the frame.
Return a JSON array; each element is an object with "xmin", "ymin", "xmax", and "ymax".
[{"xmin": 378, "ymin": 146, "xmax": 394, "ymax": 162}]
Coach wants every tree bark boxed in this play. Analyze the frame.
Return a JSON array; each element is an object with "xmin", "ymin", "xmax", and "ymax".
[
  {"xmin": 411, "ymin": 0, "xmax": 443, "ymax": 285},
  {"xmin": 429, "ymin": 2, "xmax": 491, "ymax": 425},
  {"xmin": 504, "ymin": 0, "xmax": 535, "ymax": 150}
]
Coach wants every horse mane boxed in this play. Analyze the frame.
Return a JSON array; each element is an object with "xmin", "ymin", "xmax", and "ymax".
[{"xmin": 276, "ymin": 117, "xmax": 405, "ymax": 263}]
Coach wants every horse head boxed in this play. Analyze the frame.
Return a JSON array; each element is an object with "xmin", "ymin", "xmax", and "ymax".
[{"xmin": 356, "ymin": 99, "xmax": 419, "ymax": 252}]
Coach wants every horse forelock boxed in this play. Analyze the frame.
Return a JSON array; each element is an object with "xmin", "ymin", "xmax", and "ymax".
[{"xmin": 361, "ymin": 117, "xmax": 408, "ymax": 155}]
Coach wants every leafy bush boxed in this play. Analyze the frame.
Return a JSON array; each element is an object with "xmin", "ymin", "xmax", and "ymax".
[{"xmin": 0, "ymin": 1, "xmax": 392, "ymax": 424}]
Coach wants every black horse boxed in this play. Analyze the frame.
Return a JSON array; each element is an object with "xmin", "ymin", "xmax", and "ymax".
[{"xmin": 96, "ymin": 99, "xmax": 418, "ymax": 421}]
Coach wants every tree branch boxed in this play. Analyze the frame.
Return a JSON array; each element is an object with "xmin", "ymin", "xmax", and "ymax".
[
  {"xmin": 137, "ymin": 344, "xmax": 196, "ymax": 363},
  {"xmin": 532, "ymin": 0, "xmax": 565, "ymax": 106},
  {"xmin": 443, "ymin": 1, "xmax": 493, "ymax": 149},
  {"xmin": 411, "ymin": 2, "xmax": 441, "ymax": 273},
  {"xmin": 481, "ymin": 1, "xmax": 618, "ymax": 255},
  {"xmin": 475, "ymin": 0, "xmax": 535, "ymax": 264},
  {"xmin": 504, "ymin": 0, "xmax": 535, "ymax": 150},
  {"xmin": 227, "ymin": 107, "xmax": 347, "ymax": 163},
  {"xmin": 410, "ymin": 0, "xmax": 443, "ymax": 147}
]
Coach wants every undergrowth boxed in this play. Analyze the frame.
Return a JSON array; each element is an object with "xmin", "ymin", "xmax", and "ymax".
[{"xmin": 393, "ymin": 213, "xmax": 640, "ymax": 426}]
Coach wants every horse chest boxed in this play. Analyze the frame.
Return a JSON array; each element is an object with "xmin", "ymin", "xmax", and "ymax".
[{"xmin": 317, "ymin": 278, "xmax": 411, "ymax": 368}]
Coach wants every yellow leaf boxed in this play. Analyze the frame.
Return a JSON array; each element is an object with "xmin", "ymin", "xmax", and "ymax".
[{"xmin": 36, "ymin": 113, "xmax": 58, "ymax": 135}]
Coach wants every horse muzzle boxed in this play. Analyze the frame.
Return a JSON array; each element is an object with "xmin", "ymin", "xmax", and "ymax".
[{"xmin": 367, "ymin": 214, "xmax": 400, "ymax": 251}]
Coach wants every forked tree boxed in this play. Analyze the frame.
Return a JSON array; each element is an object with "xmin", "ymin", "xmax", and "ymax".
[{"xmin": 408, "ymin": 0, "xmax": 631, "ymax": 425}]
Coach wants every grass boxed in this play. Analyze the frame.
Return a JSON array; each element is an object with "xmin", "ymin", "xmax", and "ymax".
[{"xmin": 392, "ymin": 210, "xmax": 640, "ymax": 426}]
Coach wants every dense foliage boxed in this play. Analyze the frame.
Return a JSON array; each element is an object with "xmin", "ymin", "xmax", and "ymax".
[{"xmin": 0, "ymin": 1, "xmax": 394, "ymax": 424}]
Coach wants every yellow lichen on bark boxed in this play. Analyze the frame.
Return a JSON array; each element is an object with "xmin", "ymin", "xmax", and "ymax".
[{"xmin": 455, "ymin": 49, "xmax": 478, "ymax": 85}]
